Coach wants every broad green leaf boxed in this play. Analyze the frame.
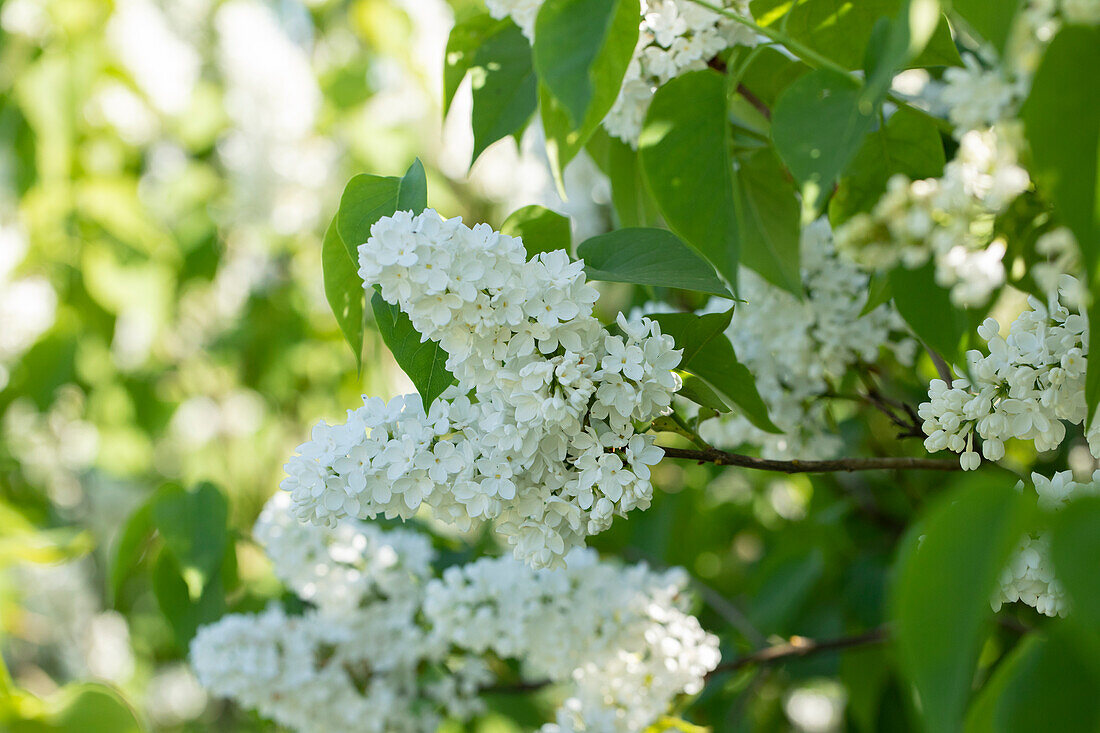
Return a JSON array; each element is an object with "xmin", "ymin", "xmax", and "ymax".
[
  {"xmin": 653, "ymin": 311, "xmax": 781, "ymax": 433},
  {"xmin": 501, "ymin": 205, "xmax": 571, "ymax": 257},
  {"xmin": 747, "ymin": 547, "xmax": 826, "ymax": 632},
  {"xmin": 371, "ymin": 291, "xmax": 455, "ymax": 409},
  {"xmin": 578, "ymin": 228, "xmax": 733, "ymax": 297},
  {"xmin": 470, "ymin": 20, "xmax": 537, "ymax": 164},
  {"xmin": 772, "ymin": 68, "xmax": 877, "ymax": 210},
  {"xmin": 651, "ymin": 309, "xmax": 733, "ymax": 365},
  {"xmin": 110, "ymin": 499, "xmax": 153, "ymax": 600},
  {"xmin": 734, "ymin": 147, "xmax": 802, "ymax": 296},
  {"xmin": 889, "ymin": 261, "xmax": 969, "ymax": 362},
  {"xmin": 891, "ymin": 475, "xmax": 1031, "ymax": 733},
  {"xmin": 965, "ymin": 628, "xmax": 1100, "ymax": 733},
  {"xmin": 336, "ymin": 159, "xmax": 428, "ymax": 259},
  {"xmin": 322, "ymin": 217, "xmax": 365, "ymax": 369},
  {"xmin": 949, "ymin": 0, "xmax": 1021, "ymax": 52},
  {"xmin": 860, "ymin": 274, "xmax": 894, "ymax": 316},
  {"xmin": 152, "ymin": 549, "xmax": 227, "ymax": 646},
  {"xmin": 1020, "ymin": 27, "xmax": 1100, "ymax": 424},
  {"xmin": 587, "ymin": 129, "xmax": 659, "ymax": 227},
  {"xmin": 443, "ymin": 13, "xmax": 505, "ymax": 117},
  {"xmin": 677, "ymin": 373, "xmax": 731, "ymax": 413},
  {"xmin": 150, "ymin": 482, "xmax": 228, "ymax": 597},
  {"xmin": 751, "ymin": 0, "xmax": 961, "ymax": 69},
  {"xmin": 40, "ymin": 684, "xmax": 143, "ymax": 733},
  {"xmin": 737, "ymin": 47, "xmax": 812, "ymax": 108},
  {"xmin": 540, "ymin": 84, "xmax": 600, "ymax": 193},
  {"xmin": 533, "ymin": 0, "xmax": 639, "ymax": 130},
  {"xmin": 831, "ymin": 106, "xmax": 946, "ymax": 225},
  {"xmin": 640, "ymin": 70, "xmax": 740, "ymax": 289},
  {"xmin": 862, "ymin": 0, "xmax": 946, "ymax": 102},
  {"xmin": 1050, "ymin": 496, "xmax": 1100, "ymax": 632}
]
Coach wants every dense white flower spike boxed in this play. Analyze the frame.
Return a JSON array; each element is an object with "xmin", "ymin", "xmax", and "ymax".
[
  {"xmin": 835, "ymin": 126, "xmax": 1028, "ymax": 307},
  {"xmin": 994, "ymin": 470, "xmax": 1100, "ymax": 617},
  {"xmin": 484, "ymin": 0, "xmax": 757, "ymax": 145},
  {"xmin": 191, "ymin": 495, "xmax": 719, "ymax": 733},
  {"xmin": 281, "ymin": 209, "xmax": 681, "ymax": 567},
  {"xmin": 838, "ymin": 4, "xmax": 1100, "ymax": 307},
  {"xmin": 698, "ymin": 221, "xmax": 914, "ymax": 459},
  {"xmin": 918, "ymin": 275, "xmax": 1098, "ymax": 470}
]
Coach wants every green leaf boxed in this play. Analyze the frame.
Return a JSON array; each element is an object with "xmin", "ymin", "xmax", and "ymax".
[
  {"xmin": 949, "ymin": 0, "xmax": 1021, "ymax": 52},
  {"xmin": 677, "ymin": 373, "xmax": 731, "ymax": 413},
  {"xmin": 470, "ymin": 20, "xmax": 537, "ymax": 164},
  {"xmin": 443, "ymin": 13, "xmax": 505, "ymax": 117},
  {"xmin": 650, "ymin": 309, "xmax": 733, "ymax": 365},
  {"xmin": 533, "ymin": 0, "xmax": 639, "ymax": 130},
  {"xmin": 965, "ymin": 627, "xmax": 1100, "ymax": 733},
  {"xmin": 889, "ymin": 261, "xmax": 968, "ymax": 362},
  {"xmin": 152, "ymin": 548, "xmax": 227, "ymax": 646},
  {"xmin": 578, "ymin": 228, "xmax": 733, "ymax": 297},
  {"xmin": 322, "ymin": 217, "xmax": 365, "ymax": 369},
  {"xmin": 1050, "ymin": 495, "xmax": 1100, "ymax": 632},
  {"xmin": 371, "ymin": 290, "xmax": 455, "ymax": 409},
  {"xmin": 110, "ymin": 499, "xmax": 153, "ymax": 601},
  {"xmin": 501, "ymin": 205, "xmax": 571, "ymax": 257},
  {"xmin": 734, "ymin": 147, "xmax": 802, "ymax": 296},
  {"xmin": 540, "ymin": 84, "xmax": 599, "ymax": 194},
  {"xmin": 860, "ymin": 274, "xmax": 894, "ymax": 316},
  {"xmin": 47, "ymin": 684, "xmax": 143, "ymax": 733},
  {"xmin": 891, "ymin": 475, "xmax": 1031, "ymax": 733},
  {"xmin": 831, "ymin": 106, "xmax": 946, "ymax": 225},
  {"xmin": 336, "ymin": 159, "xmax": 428, "ymax": 259},
  {"xmin": 150, "ymin": 482, "xmax": 228, "ymax": 597},
  {"xmin": 737, "ymin": 47, "xmax": 812, "ymax": 108},
  {"xmin": 640, "ymin": 70, "xmax": 740, "ymax": 290},
  {"xmin": 1020, "ymin": 27, "xmax": 1100, "ymax": 425},
  {"xmin": 772, "ymin": 68, "xmax": 877, "ymax": 210},
  {"xmin": 587, "ymin": 129, "xmax": 659, "ymax": 227},
  {"xmin": 750, "ymin": 0, "xmax": 960, "ymax": 69},
  {"xmin": 862, "ymin": 0, "xmax": 947, "ymax": 102},
  {"xmin": 652, "ymin": 311, "xmax": 781, "ymax": 433}
]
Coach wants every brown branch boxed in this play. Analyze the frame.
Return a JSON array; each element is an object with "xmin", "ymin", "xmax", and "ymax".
[
  {"xmin": 660, "ymin": 446, "xmax": 961, "ymax": 473},
  {"xmin": 736, "ymin": 83, "xmax": 771, "ymax": 120},
  {"xmin": 708, "ymin": 626, "xmax": 890, "ymax": 678}
]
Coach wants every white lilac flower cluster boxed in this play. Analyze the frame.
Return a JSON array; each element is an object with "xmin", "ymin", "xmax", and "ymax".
[
  {"xmin": 190, "ymin": 494, "xmax": 719, "ymax": 733},
  {"xmin": 834, "ymin": 126, "xmax": 1029, "ymax": 307},
  {"xmin": 483, "ymin": 0, "xmax": 757, "ymax": 145},
  {"xmin": 426, "ymin": 549, "xmax": 720, "ymax": 733},
  {"xmin": 698, "ymin": 221, "xmax": 914, "ymax": 459},
  {"xmin": 281, "ymin": 209, "xmax": 681, "ymax": 568},
  {"xmin": 918, "ymin": 276, "xmax": 1098, "ymax": 470},
  {"xmin": 994, "ymin": 470, "xmax": 1100, "ymax": 617},
  {"xmin": 838, "ymin": 4, "xmax": 1100, "ymax": 307}
]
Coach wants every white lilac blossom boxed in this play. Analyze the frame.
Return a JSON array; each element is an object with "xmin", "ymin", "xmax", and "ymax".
[
  {"xmin": 918, "ymin": 275, "xmax": 1097, "ymax": 470},
  {"xmin": 281, "ymin": 210, "xmax": 680, "ymax": 568},
  {"xmin": 425, "ymin": 550, "xmax": 720, "ymax": 733},
  {"xmin": 835, "ymin": 126, "xmax": 1029, "ymax": 307},
  {"xmin": 483, "ymin": 0, "xmax": 757, "ymax": 145},
  {"xmin": 699, "ymin": 221, "xmax": 913, "ymax": 459},
  {"xmin": 836, "ymin": 5, "xmax": 1100, "ymax": 307},
  {"xmin": 993, "ymin": 470, "xmax": 1100, "ymax": 617},
  {"xmin": 190, "ymin": 494, "xmax": 719, "ymax": 733},
  {"xmin": 215, "ymin": 0, "xmax": 337, "ymax": 235}
]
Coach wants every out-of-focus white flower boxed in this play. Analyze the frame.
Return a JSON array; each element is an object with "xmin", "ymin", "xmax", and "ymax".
[
  {"xmin": 107, "ymin": 0, "xmax": 201, "ymax": 116},
  {"xmin": 191, "ymin": 495, "xmax": 718, "ymax": 733}
]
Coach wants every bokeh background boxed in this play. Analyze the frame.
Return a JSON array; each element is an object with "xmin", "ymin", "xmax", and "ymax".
[
  {"xmin": 0, "ymin": 0, "xmax": 615, "ymax": 728},
  {"xmin": 0, "ymin": 1, "xmax": 1057, "ymax": 731}
]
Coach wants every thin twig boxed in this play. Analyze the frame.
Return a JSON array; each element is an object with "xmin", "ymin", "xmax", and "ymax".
[
  {"xmin": 927, "ymin": 347, "xmax": 954, "ymax": 387},
  {"xmin": 660, "ymin": 446, "xmax": 962, "ymax": 473},
  {"xmin": 707, "ymin": 626, "xmax": 890, "ymax": 678}
]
